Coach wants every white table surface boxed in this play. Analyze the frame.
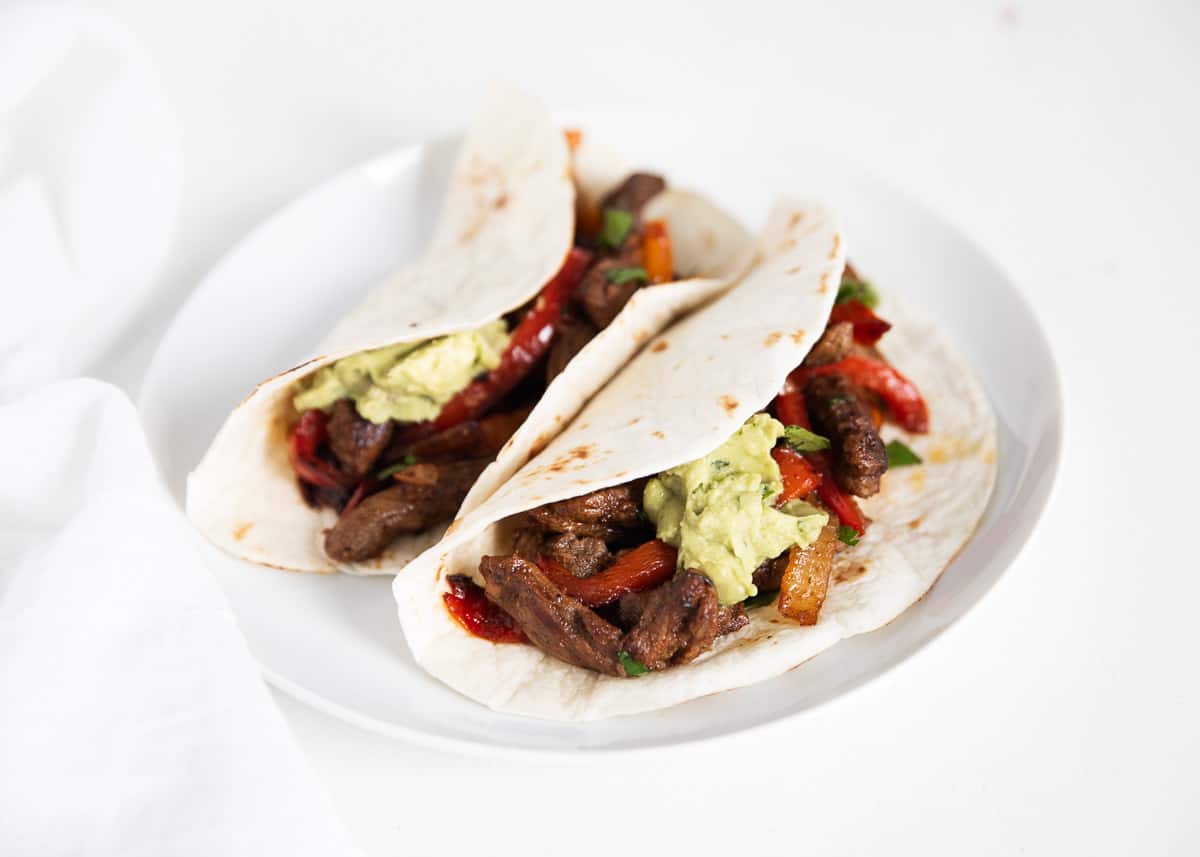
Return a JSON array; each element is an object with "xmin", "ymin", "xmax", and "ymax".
[{"xmin": 88, "ymin": 0, "xmax": 1200, "ymax": 853}]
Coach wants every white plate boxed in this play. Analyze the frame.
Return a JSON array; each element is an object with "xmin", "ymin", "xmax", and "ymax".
[{"xmin": 139, "ymin": 113, "xmax": 1062, "ymax": 755}]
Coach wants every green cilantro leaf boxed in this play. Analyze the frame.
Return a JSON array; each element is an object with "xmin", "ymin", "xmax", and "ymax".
[
  {"xmin": 618, "ymin": 651, "xmax": 648, "ymax": 677},
  {"xmin": 783, "ymin": 425, "xmax": 831, "ymax": 453},
  {"xmin": 605, "ymin": 266, "xmax": 648, "ymax": 286},
  {"xmin": 835, "ymin": 278, "xmax": 880, "ymax": 309},
  {"xmin": 376, "ymin": 454, "xmax": 418, "ymax": 480},
  {"xmin": 600, "ymin": 208, "xmax": 633, "ymax": 249},
  {"xmin": 885, "ymin": 439, "xmax": 923, "ymax": 468},
  {"xmin": 742, "ymin": 590, "xmax": 777, "ymax": 609},
  {"xmin": 837, "ymin": 525, "xmax": 860, "ymax": 546}
]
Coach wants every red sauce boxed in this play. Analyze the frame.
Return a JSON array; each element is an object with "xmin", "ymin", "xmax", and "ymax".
[{"xmin": 443, "ymin": 575, "xmax": 527, "ymax": 644}]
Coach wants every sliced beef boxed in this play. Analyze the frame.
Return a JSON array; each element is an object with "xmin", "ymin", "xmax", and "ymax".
[
  {"xmin": 717, "ymin": 603, "xmax": 750, "ymax": 636},
  {"xmin": 479, "ymin": 555, "xmax": 623, "ymax": 676},
  {"xmin": 542, "ymin": 532, "xmax": 613, "ymax": 578},
  {"xmin": 577, "ymin": 231, "xmax": 649, "ymax": 329},
  {"xmin": 619, "ymin": 585, "xmax": 747, "ymax": 637},
  {"xmin": 326, "ymin": 399, "xmax": 394, "ymax": 480},
  {"xmin": 546, "ymin": 313, "xmax": 599, "ymax": 384},
  {"xmin": 300, "ymin": 480, "xmax": 352, "ymax": 511},
  {"xmin": 802, "ymin": 321, "xmax": 854, "ymax": 368},
  {"xmin": 621, "ymin": 571, "xmax": 725, "ymax": 670},
  {"xmin": 400, "ymin": 421, "xmax": 486, "ymax": 461},
  {"xmin": 526, "ymin": 484, "xmax": 644, "ymax": 540},
  {"xmin": 511, "ymin": 526, "xmax": 546, "ymax": 562},
  {"xmin": 600, "ymin": 172, "xmax": 666, "ymax": 219},
  {"xmin": 804, "ymin": 373, "xmax": 888, "ymax": 497},
  {"xmin": 324, "ymin": 458, "xmax": 488, "ymax": 562},
  {"xmin": 752, "ymin": 553, "xmax": 789, "ymax": 593}
]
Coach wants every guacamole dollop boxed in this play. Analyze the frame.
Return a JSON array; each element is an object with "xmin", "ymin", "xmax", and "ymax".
[
  {"xmin": 642, "ymin": 413, "xmax": 829, "ymax": 605},
  {"xmin": 292, "ymin": 320, "xmax": 510, "ymax": 424}
]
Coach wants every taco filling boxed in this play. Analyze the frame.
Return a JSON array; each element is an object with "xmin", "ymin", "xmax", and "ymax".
[
  {"xmin": 442, "ymin": 264, "xmax": 931, "ymax": 677},
  {"xmin": 287, "ymin": 169, "xmax": 679, "ymax": 564}
]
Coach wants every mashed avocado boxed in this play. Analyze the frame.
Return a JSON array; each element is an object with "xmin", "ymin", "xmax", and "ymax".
[
  {"xmin": 292, "ymin": 320, "xmax": 510, "ymax": 424},
  {"xmin": 643, "ymin": 413, "xmax": 829, "ymax": 605}
]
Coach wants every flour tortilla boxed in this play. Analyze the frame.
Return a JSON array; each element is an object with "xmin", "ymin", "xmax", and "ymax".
[
  {"xmin": 186, "ymin": 85, "xmax": 754, "ymax": 575},
  {"xmin": 393, "ymin": 199, "xmax": 997, "ymax": 720}
]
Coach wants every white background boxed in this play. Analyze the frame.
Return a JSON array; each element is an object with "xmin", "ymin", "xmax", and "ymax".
[{"xmin": 88, "ymin": 0, "xmax": 1199, "ymax": 853}]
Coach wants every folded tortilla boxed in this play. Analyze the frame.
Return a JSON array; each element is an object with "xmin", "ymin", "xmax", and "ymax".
[
  {"xmin": 393, "ymin": 198, "xmax": 997, "ymax": 719},
  {"xmin": 186, "ymin": 85, "xmax": 754, "ymax": 574}
]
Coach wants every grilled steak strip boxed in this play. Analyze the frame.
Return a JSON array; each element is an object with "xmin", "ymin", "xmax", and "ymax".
[
  {"xmin": 802, "ymin": 321, "xmax": 854, "ymax": 368},
  {"xmin": 578, "ymin": 237, "xmax": 648, "ymax": 329},
  {"xmin": 480, "ymin": 555, "xmax": 623, "ymax": 676},
  {"xmin": 325, "ymin": 458, "xmax": 489, "ymax": 562},
  {"xmin": 804, "ymin": 373, "xmax": 888, "ymax": 497},
  {"xmin": 600, "ymin": 173, "xmax": 667, "ymax": 220},
  {"xmin": 621, "ymin": 571, "xmax": 729, "ymax": 670},
  {"xmin": 619, "ymin": 584, "xmax": 748, "ymax": 637},
  {"xmin": 546, "ymin": 313, "xmax": 599, "ymax": 384},
  {"xmin": 526, "ymin": 484, "xmax": 644, "ymax": 540},
  {"xmin": 542, "ymin": 532, "xmax": 613, "ymax": 578},
  {"xmin": 326, "ymin": 399, "xmax": 394, "ymax": 481}
]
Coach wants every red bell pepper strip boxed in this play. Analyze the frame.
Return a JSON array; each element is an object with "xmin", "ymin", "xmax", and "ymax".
[
  {"xmin": 289, "ymin": 409, "xmax": 347, "ymax": 489},
  {"xmin": 809, "ymin": 453, "xmax": 866, "ymax": 535},
  {"xmin": 771, "ymin": 445, "xmax": 822, "ymax": 503},
  {"xmin": 774, "ymin": 368, "xmax": 812, "ymax": 428},
  {"xmin": 808, "ymin": 355, "xmax": 929, "ymax": 433},
  {"xmin": 772, "ymin": 385, "xmax": 866, "ymax": 535},
  {"xmin": 538, "ymin": 539, "xmax": 678, "ymax": 607},
  {"xmin": 829, "ymin": 299, "xmax": 892, "ymax": 345},
  {"xmin": 443, "ymin": 575, "xmax": 527, "ymax": 644},
  {"xmin": 433, "ymin": 247, "xmax": 592, "ymax": 430}
]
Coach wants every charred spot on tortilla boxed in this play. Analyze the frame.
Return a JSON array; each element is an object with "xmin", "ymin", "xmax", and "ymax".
[
  {"xmin": 627, "ymin": 417, "xmax": 641, "ymax": 426},
  {"xmin": 651, "ymin": 340, "xmax": 669, "ymax": 353},
  {"xmin": 232, "ymin": 522, "xmax": 254, "ymax": 541},
  {"xmin": 779, "ymin": 237, "xmax": 797, "ymax": 252},
  {"xmin": 719, "ymin": 395, "xmax": 739, "ymax": 415},
  {"xmin": 493, "ymin": 193, "xmax": 509, "ymax": 210},
  {"xmin": 828, "ymin": 233, "xmax": 842, "ymax": 260},
  {"xmin": 787, "ymin": 211, "xmax": 804, "ymax": 230},
  {"xmin": 786, "ymin": 265, "xmax": 803, "ymax": 275},
  {"xmin": 819, "ymin": 270, "xmax": 832, "ymax": 293},
  {"xmin": 652, "ymin": 431, "xmax": 666, "ymax": 439},
  {"xmin": 764, "ymin": 332, "xmax": 782, "ymax": 347},
  {"xmin": 908, "ymin": 518, "xmax": 922, "ymax": 530},
  {"xmin": 834, "ymin": 563, "xmax": 869, "ymax": 584},
  {"xmin": 790, "ymin": 329, "xmax": 806, "ymax": 344}
]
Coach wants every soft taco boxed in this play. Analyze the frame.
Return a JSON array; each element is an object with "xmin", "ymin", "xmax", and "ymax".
[
  {"xmin": 186, "ymin": 85, "xmax": 753, "ymax": 574},
  {"xmin": 393, "ymin": 198, "xmax": 997, "ymax": 719}
]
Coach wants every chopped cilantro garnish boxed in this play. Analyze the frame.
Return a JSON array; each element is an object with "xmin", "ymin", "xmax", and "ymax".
[
  {"xmin": 835, "ymin": 278, "xmax": 880, "ymax": 309},
  {"xmin": 618, "ymin": 651, "xmax": 648, "ymax": 677},
  {"xmin": 600, "ymin": 208, "xmax": 633, "ymax": 249},
  {"xmin": 605, "ymin": 266, "xmax": 648, "ymax": 286},
  {"xmin": 376, "ymin": 454, "xmax": 418, "ymax": 480},
  {"xmin": 783, "ymin": 425, "xmax": 831, "ymax": 453},
  {"xmin": 837, "ymin": 525, "xmax": 860, "ymax": 546},
  {"xmin": 761, "ymin": 484, "xmax": 774, "ymax": 498},
  {"xmin": 712, "ymin": 459, "xmax": 730, "ymax": 470},
  {"xmin": 885, "ymin": 439, "xmax": 923, "ymax": 468},
  {"xmin": 742, "ymin": 590, "xmax": 777, "ymax": 609}
]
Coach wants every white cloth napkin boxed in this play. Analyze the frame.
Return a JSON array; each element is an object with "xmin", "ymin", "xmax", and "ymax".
[
  {"xmin": 0, "ymin": 1, "xmax": 176, "ymax": 396},
  {"xmin": 0, "ymin": 4, "xmax": 358, "ymax": 854},
  {"xmin": 0, "ymin": 382, "xmax": 356, "ymax": 856}
]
